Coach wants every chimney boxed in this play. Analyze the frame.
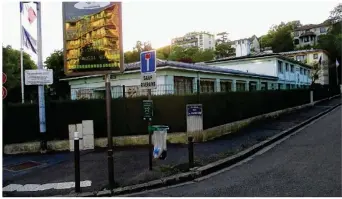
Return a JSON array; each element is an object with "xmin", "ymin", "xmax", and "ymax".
[{"xmin": 235, "ymin": 39, "xmax": 251, "ymax": 57}]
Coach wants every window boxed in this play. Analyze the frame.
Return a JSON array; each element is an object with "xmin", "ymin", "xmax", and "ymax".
[
  {"xmin": 304, "ymin": 37, "xmax": 309, "ymax": 42},
  {"xmin": 249, "ymin": 82, "xmax": 257, "ymax": 91},
  {"xmin": 236, "ymin": 82, "xmax": 246, "ymax": 91},
  {"xmin": 294, "ymin": 31, "xmax": 299, "ymax": 37},
  {"xmin": 285, "ymin": 63, "xmax": 289, "ymax": 72},
  {"xmin": 313, "ymin": 54, "xmax": 318, "ymax": 59},
  {"xmin": 296, "ymin": 55, "xmax": 305, "ymax": 62},
  {"xmin": 290, "ymin": 64, "xmax": 294, "ymax": 72},
  {"xmin": 209, "ymin": 41, "xmax": 211, "ymax": 45},
  {"xmin": 261, "ymin": 82, "xmax": 267, "ymax": 90},
  {"xmin": 278, "ymin": 61, "xmax": 283, "ymax": 73},
  {"xmin": 294, "ymin": 39, "xmax": 299, "ymax": 45},
  {"xmin": 320, "ymin": 27, "xmax": 326, "ymax": 33},
  {"xmin": 200, "ymin": 79, "xmax": 215, "ymax": 93},
  {"xmin": 220, "ymin": 81, "xmax": 232, "ymax": 92},
  {"xmin": 174, "ymin": 76, "xmax": 193, "ymax": 95},
  {"xmin": 300, "ymin": 68, "xmax": 303, "ymax": 75}
]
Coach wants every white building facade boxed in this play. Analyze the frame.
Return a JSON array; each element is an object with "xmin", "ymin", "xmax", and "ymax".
[
  {"xmin": 292, "ymin": 21, "xmax": 331, "ymax": 48},
  {"xmin": 171, "ymin": 31, "xmax": 216, "ymax": 50}
]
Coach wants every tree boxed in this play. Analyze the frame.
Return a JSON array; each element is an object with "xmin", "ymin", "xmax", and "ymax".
[
  {"xmin": 156, "ymin": 45, "xmax": 171, "ymax": 60},
  {"xmin": 168, "ymin": 46, "xmax": 215, "ymax": 63},
  {"xmin": 215, "ymin": 42, "xmax": 233, "ymax": 59},
  {"xmin": 44, "ymin": 50, "xmax": 70, "ymax": 100},
  {"xmin": 329, "ymin": 3, "xmax": 342, "ymax": 23},
  {"xmin": 317, "ymin": 18, "xmax": 342, "ymax": 85},
  {"xmin": 2, "ymin": 45, "xmax": 37, "ymax": 103},
  {"xmin": 124, "ymin": 41, "xmax": 153, "ymax": 63},
  {"xmin": 259, "ymin": 20, "xmax": 302, "ymax": 53}
]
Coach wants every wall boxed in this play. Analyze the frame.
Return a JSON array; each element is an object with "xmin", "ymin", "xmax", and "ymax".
[
  {"xmin": 276, "ymin": 58, "xmax": 311, "ymax": 86},
  {"xmin": 208, "ymin": 58, "xmax": 278, "ymax": 77}
]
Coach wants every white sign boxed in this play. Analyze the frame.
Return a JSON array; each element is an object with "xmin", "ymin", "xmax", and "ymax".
[
  {"xmin": 140, "ymin": 73, "xmax": 156, "ymax": 89},
  {"xmin": 25, "ymin": 69, "xmax": 53, "ymax": 85}
]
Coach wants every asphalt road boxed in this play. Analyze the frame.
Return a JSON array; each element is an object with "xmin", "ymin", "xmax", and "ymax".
[{"xmin": 129, "ymin": 106, "xmax": 342, "ymax": 197}]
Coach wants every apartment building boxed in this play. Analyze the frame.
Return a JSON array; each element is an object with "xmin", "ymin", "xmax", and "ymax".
[
  {"xmin": 171, "ymin": 31, "xmax": 216, "ymax": 50},
  {"xmin": 230, "ymin": 35, "xmax": 261, "ymax": 53},
  {"xmin": 280, "ymin": 49, "xmax": 330, "ymax": 85},
  {"xmin": 292, "ymin": 20, "xmax": 331, "ymax": 48}
]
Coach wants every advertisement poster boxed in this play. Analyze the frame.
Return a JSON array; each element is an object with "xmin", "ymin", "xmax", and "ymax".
[{"xmin": 62, "ymin": 2, "xmax": 123, "ymax": 76}]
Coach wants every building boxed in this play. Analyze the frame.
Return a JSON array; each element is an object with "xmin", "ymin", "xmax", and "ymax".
[
  {"xmin": 204, "ymin": 52, "xmax": 312, "ymax": 90},
  {"xmin": 292, "ymin": 20, "xmax": 331, "ymax": 48},
  {"xmin": 230, "ymin": 35, "xmax": 261, "ymax": 53},
  {"xmin": 171, "ymin": 31, "xmax": 215, "ymax": 50},
  {"xmin": 279, "ymin": 49, "xmax": 330, "ymax": 85},
  {"xmin": 61, "ymin": 60, "xmax": 283, "ymax": 100}
]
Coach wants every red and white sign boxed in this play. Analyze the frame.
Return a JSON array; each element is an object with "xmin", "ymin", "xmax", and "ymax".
[
  {"xmin": 145, "ymin": 53, "xmax": 151, "ymax": 60},
  {"xmin": 3, "ymin": 87, "xmax": 7, "ymax": 99},
  {"xmin": 3, "ymin": 73, "xmax": 7, "ymax": 84}
]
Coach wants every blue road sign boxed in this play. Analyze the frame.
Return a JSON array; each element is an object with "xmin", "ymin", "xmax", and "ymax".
[{"xmin": 140, "ymin": 50, "xmax": 156, "ymax": 74}]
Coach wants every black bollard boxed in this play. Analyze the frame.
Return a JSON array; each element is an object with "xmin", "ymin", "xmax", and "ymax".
[
  {"xmin": 74, "ymin": 137, "xmax": 81, "ymax": 193},
  {"xmin": 188, "ymin": 136, "xmax": 194, "ymax": 170}
]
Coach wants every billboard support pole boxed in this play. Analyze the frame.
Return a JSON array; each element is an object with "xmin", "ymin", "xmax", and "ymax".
[
  {"xmin": 105, "ymin": 74, "xmax": 114, "ymax": 193},
  {"xmin": 37, "ymin": 2, "xmax": 47, "ymax": 152}
]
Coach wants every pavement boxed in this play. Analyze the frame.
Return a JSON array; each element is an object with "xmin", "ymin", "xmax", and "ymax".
[
  {"xmin": 127, "ymin": 103, "xmax": 342, "ymax": 196},
  {"xmin": 2, "ymin": 97, "xmax": 341, "ymax": 196}
]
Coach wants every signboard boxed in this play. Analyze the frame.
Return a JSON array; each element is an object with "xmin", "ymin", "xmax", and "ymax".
[
  {"xmin": 143, "ymin": 100, "xmax": 153, "ymax": 119},
  {"xmin": 140, "ymin": 50, "xmax": 157, "ymax": 89},
  {"xmin": 3, "ymin": 87, "xmax": 7, "ymax": 99},
  {"xmin": 186, "ymin": 104, "xmax": 203, "ymax": 132},
  {"xmin": 62, "ymin": 2, "xmax": 124, "ymax": 76},
  {"xmin": 25, "ymin": 69, "xmax": 53, "ymax": 85},
  {"xmin": 187, "ymin": 104, "xmax": 203, "ymax": 116},
  {"xmin": 3, "ymin": 73, "xmax": 7, "ymax": 84}
]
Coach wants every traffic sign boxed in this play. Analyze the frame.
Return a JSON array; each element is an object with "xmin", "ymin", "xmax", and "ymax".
[
  {"xmin": 3, "ymin": 73, "xmax": 7, "ymax": 84},
  {"xmin": 140, "ymin": 50, "xmax": 157, "ymax": 89},
  {"xmin": 140, "ymin": 50, "xmax": 156, "ymax": 74},
  {"xmin": 3, "ymin": 87, "xmax": 7, "ymax": 99},
  {"xmin": 143, "ymin": 100, "xmax": 153, "ymax": 119}
]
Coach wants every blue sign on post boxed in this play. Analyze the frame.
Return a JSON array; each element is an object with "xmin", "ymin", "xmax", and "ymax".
[
  {"xmin": 187, "ymin": 104, "xmax": 203, "ymax": 116},
  {"xmin": 140, "ymin": 50, "xmax": 156, "ymax": 74}
]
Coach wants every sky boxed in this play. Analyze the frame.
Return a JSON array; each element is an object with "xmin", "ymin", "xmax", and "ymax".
[{"xmin": 1, "ymin": 0, "xmax": 339, "ymax": 63}]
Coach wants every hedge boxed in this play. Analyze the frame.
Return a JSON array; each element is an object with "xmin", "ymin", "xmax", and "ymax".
[{"xmin": 3, "ymin": 87, "xmax": 339, "ymax": 145}]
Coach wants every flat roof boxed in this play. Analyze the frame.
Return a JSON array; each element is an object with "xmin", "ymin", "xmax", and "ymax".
[
  {"xmin": 204, "ymin": 52, "xmax": 312, "ymax": 69},
  {"xmin": 61, "ymin": 59, "xmax": 277, "ymax": 81}
]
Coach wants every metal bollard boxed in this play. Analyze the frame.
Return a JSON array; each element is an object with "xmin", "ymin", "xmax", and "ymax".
[
  {"xmin": 74, "ymin": 132, "xmax": 81, "ymax": 193},
  {"xmin": 188, "ymin": 136, "xmax": 194, "ymax": 170}
]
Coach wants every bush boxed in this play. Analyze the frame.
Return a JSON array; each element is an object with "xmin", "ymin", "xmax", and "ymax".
[{"xmin": 3, "ymin": 88, "xmax": 337, "ymax": 145}]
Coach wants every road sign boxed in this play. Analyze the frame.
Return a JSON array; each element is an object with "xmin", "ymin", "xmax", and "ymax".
[
  {"xmin": 140, "ymin": 50, "xmax": 157, "ymax": 89},
  {"xmin": 25, "ymin": 69, "xmax": 53, "ymax": 85},
  {"xmin": 187, "ymin": 104, "xmax": 203, "ymax": 116},
  {"xmin": 3, "ymin": 87, "xmax": 7, "ymax": 99},
  {"xmin": 143, "ymin": 100, "xmax": 153, "ymax": 119},
  {"xmin": 140, "ymin": 50, "xmax": 156, "ymax": 74},
  {"xmin": 3, "ymin": 73, "xmax": 7, "ymax": 84}
]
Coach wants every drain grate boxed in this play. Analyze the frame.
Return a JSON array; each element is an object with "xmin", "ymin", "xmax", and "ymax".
[{"xmin": 4, "ymin": 161, "xmax": 42, "ymax": 172}]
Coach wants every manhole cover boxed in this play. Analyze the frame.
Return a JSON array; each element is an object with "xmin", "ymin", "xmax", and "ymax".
[{"xmin": 4, "ymin": 161, "xmax": 42, "ymax": 172}]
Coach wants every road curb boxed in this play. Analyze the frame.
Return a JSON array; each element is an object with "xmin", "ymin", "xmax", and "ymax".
[{"xmin": 64, "ymin": 97, "xmax": 341, "ymax": 197}]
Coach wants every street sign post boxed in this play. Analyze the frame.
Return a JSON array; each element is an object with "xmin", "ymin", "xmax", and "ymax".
[
  {"xmin": 25, "ymin": 69, "xmax": 53, "ymax": 85},
  {"xmin": 140, "ymin": 50, "xmax": 157, "ymax": 171}
]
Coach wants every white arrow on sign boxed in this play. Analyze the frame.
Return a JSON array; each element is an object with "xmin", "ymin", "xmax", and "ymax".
[{"xmin": 145, "ymin": 53, "xmax": 151, "ymax": 72}]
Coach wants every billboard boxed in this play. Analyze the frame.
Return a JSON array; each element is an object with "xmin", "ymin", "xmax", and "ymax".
[{"xmin": 62, "ymin": 2, "xmax": 124, "ymax": 76}]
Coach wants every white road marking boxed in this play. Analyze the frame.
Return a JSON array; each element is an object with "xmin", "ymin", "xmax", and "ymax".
[
  {"xmin": 3, "ymin": 180, "xmax": 92, "ymax": 192},
  {"xmin": 3, "ymin": 184, "xmax": 23, "ymax": 192}
]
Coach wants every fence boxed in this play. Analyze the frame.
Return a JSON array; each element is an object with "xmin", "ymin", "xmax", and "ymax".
[
  {"xmin": 70, "ymin": 83, "xmax": 312, "ymax": 100},
  {"xmin": 4, "ymin": 87, "xmax": 339, "ymax": 145}
]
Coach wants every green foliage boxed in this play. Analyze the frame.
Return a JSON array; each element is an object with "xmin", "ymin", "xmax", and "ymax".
[
  {"xmin": 168, "ymin": 46, "xmax": 215, "ymax": 63},
  {"xmin": 44, "ymin": 50, "xmax": 70, "ymax": 100},
  {"xmin": 259, "ymin": 21, "xmax": 301, "ymax": 52},
  {"xmin": 329, "ymin": 3, "xmax": 342, "ymax": 23},
  {"xmin": 124, "ymin": 41, "xmax": 153, "ymax": 63},
  {"xmin": 156, "ymin": 45, "xmax": 171, "ymax": 60},
  {"xmin": 4, "ymin": 88, "xmax": 339, "ymax": 145},
  {"xmin": 215, "ymin": 42, "xmax": 234, "ymax": 59},
  {"xmin": 2, "ymin": 45, "xmax": 37, "ymax": 103}
]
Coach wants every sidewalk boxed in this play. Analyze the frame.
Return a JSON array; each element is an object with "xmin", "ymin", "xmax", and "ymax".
[{"xmin": 3, "ymin": 97, "xmax": 341, "ymax": 197}]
